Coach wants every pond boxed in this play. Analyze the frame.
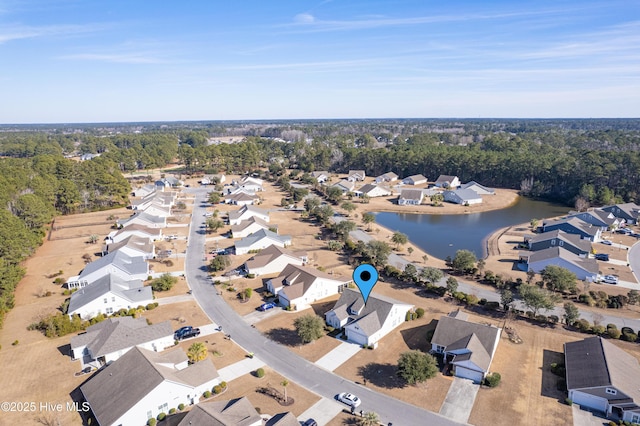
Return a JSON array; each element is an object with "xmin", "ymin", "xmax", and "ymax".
[{"xmin": 374, "ymin": 197, "xmax": 569, "ymax": 259}]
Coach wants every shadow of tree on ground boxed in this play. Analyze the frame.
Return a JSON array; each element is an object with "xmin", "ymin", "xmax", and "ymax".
[
  {"xmin": 357, "ymin": 362, "xmax": 406, "ymax": 389},
  {"xmin": 264, "ymin": 327, "xmax": 301, "ymax": 347}
]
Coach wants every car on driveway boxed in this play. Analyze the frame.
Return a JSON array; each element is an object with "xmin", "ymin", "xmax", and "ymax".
[
  {"xmin": 178, "ymin": 328, "xmax": 201, "ymax": 340},
  {"xmin": 302, "ymin": 419, "xmax": 318, "ymax": 426},
  {"xmin": 595, "ymin": 253, "xmax": 609, "ymax": 261},
  {"xmin": 337, "ymin": 392, "xmax": 361, "ymax": 407},
  {"xmin": 259, "ymin": 302, "xmax": 276, "ymax": 311},
  {"xmin": 603, "ymin": 275, "xmax": 619, "ymax": 284},
  {"xmin": 600, "ymin": 240, "xmax": 612, "ymax": 245},
  {"xmin": 174, "ymin": 326, "xmax": 193, "ymax": 340}
]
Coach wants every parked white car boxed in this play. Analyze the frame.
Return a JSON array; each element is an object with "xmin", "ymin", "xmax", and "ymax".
[
  {"xmin": 603, "ymin": 275, "xmax": 619, "ymax": 284},
  {"xmin": 337, "ymin": 392, "xmax": 361, "ymax": 407}
]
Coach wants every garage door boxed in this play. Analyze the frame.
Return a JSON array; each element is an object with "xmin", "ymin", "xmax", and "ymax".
[
  {"xmin": 454, "ymin": 366, "xmax": 484, "ymax": 384},
  {"xmin": 570, "ymin": 391, "xmax": 607, "ymax": 413},
  {"xmin": 346, "ymin": 329, "xmax": 368, "ymax": 346}
]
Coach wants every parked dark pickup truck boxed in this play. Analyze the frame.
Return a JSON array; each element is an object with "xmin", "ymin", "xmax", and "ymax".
[{"xmin": 177, "ymin": 328, "xmax": 201, "ymax": 340}]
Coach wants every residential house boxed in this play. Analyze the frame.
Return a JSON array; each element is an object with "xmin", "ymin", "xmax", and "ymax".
[
  {"xmin": 266, "ymin": 264, "xmax": 351, "ymax": 310},
  {"xmin": 131, "ymin": 191, "xmax": 176, "ymax": 211},
  {"xmin": 542, "ymin": 217, "xmax": 602, "ymax": 242},
  {"xmin": 402, "ymin": 174, "xmax": 428, "ymax": 186},
  {"xmin": 311, "ymin": 171, "xmax": 330, "ymax": 184},
  {"xmin": 224, "ymin": 191, "xmax": 259, "ymax": 206},
  {"xmin": 354, "ymin": 184, "xmax": 392, "ymax": 198},
  {"xmin": 325, "ymin": 289, "xmax": 413, "ymax": 348},
  {"xmin": 105, "ymin": 235, "xmax": 155, "ymax": 259},
  {"xmin": 601, "ymin": 203, "xmax": 640, "ymax": 225},
  {"xmin": 228, "ymin": 205, "xmax": 270, "ymax": 226},
  {"xmin": 155, "ymin": 176, "xmax": 183, "ymax": 191},
  {"xmin": 265, "ymin": 412, "xmax": 299, "ymax": 426},
  {"xmin": 375, "ymin": 172, "xmax": 399, "ymax": 184},
  {"xmin": 443, "ymin": 189, "xmax": 483, "ymax": 205},
  {"xmin": 212, "ymin": 173, "xmax": 226, "ymax": 184},
  {"xmin": 80, "ymin": 153, "xmax": 101, "ymax": 161},
  {"xmin": 525, "ymin": 230, "xmax": 592, "ymax": 257},
  {"xmin": 231, "ymin": 216, "xmax": 272, "ymax": 239},
  {"xmin": 67, "ymin": 274, "xmax": 153, "ymax": 320},
  {"xmin": 66, "ymin": 250, "xmax": 149, "ymax": 289},
  {"xmin": 234, "ymin": 176, "xmax": 264, "ymax": 192},
  {"xmin": 347, "ymin": 170, "xmax": 366, "ymax": 182},
  {"xmin": 80, "ymin": 346, "xmax": 219, "ymax": 426},
  {"xmin": 117, "ymin": 211, "xmax": 167, "ymax": 229},
  {"xmin": 460, "ymin": 181, "xmax": 496, "ymax": 195},
  {"xmin": 567, "ymin": 210, "xmax": 623, "ymax": 230},
  {"xmin": 142, "ymin": 203, "xmax": 172, "ymax": 218},
  {"xmin": 518, "ymin": 246, "xmax": 599, "ymax": 281},
  {"xmin": 331, "ymin": 179, "xmax": 356, "ymax": 193},
  {"xmin": 70, "ymin": 317, "xmax": 173, "ymax": 364},
  {"xmin": 132, "ymin": 184, "xmax": 156, "ymax": 198},
  {"xmin": 431, "ymin": 310, "xmax": 502, "ymax": 383},
  {"xmin": 234, "ymin": 229, "xmax": 292, "ymax": 255},
  {"xmin": 166, "ymin": 397, "xmax": 262, "ymax": 426},
  {"xmin": 434, "ymin": 175, "xmax": 461, "ymax": 189},
  {"xmin": 565, "ymin": 336, "xmax": 640, "ymax": 423},
  {"xmin": 397, "ymin": 189, "xmax": 424, "ymax": 206},
  {"xmin": 244, "ymin": 244, "xmax": 307, "ymax": 276},
  {"xmin": 106, "ymin": 224, "xmax": 162, "ymax": 244}
]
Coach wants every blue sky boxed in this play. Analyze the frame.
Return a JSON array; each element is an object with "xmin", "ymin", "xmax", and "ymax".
[{"xmin": 1, "ymin": 0, "xmax": 639, "ymax": 123}]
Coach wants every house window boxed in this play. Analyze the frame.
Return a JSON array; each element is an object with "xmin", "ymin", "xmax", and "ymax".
[
  {"xmin": 551, "ymin": 239, "xmax": 556, "ymax": 245},
  {"xmin": 112, "ymin": 297, "xmax": 115, "ymax": 302},
  {"xmin": 103, "ymin": 298, "xmax": 108, "ymax": 304},
  {"xmin": 158, "ymin": 403, "xmax": 168, "ymax": 413},
  {"xmin": 632, "ymin": 414, "xmax": 640, "ymax": 423},
  {"xmin": 605, "ymin": 388, "xmax": 617, "ymax": 395},
  {"xmin": 435, "ymin": 345, "xmax": 445, "ymax": 353},
  {"xmin": 559, "ymin": 240, "xmax": 564, "ymax": 246},
  {"xmin": 106, "ymin": 307, "xmax": 113, "ymax": 314}
]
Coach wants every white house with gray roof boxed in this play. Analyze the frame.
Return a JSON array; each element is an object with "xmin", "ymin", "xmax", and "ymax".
[
  {"xmin": 166, "ymin": 397, "xmax": 263, "ymax": 426},
  {"xmin": 231, "ymin": 216, "xmax": 272, "ymax": 239},
  {"xmin": 266, "ymin": 264, "xmax": 351, "ymax": 310},
  {"xmin": 565, "ymin": 337, "xmax": 640, "ymax": 423},
  {"xmin": 460, "ymin": 181, "xmax": 495, "ymax": 195},
  {"xmin": 431, "ymin": 310, "xmax": 501, "ymax": 383},
  {"xmin": 117, "ymin": 211, "xmax": 167, "ymax": 228},
  {"xmin": 70, "ymin": 317, "xmax": 173, "ymax": 365},
  {"xmin": 518, "ymin": 246, "xmax": 599, "ymax": 281},
  {"xmin": 443, "ymin": 188, "xmax": 483, "ymax": 205},
  {"xmin": 234, "ymin": 229, "xmax": 292, "ymax": 255},
  {"xmin": 398, "ymin": 189, "xmax": 424, "ymax": 205},
  {"xmin": 105, "ymin": 235, "xmax": 155, "ymax": 259},
  {"xmin": 106, "ymin": 224, "xmax": 162, "ymax": 244},
  {"xmin": 355, "ymin": 184, "xmax": 392, "ymax": 198},
  {"xmin": 325, "ymin": 288, "xmax": 413, "ymax": 348},
  {"xmin": 331, "ymin": 179, "xmax": 356, "ymax": 193},
  {"xmin": 402, "ymin": 174, "xmax": 428, "ymax": 186},
  {"xmin": 244, "ymin": 244, "xmax": 307, "ymax": 276},
  {"xmin": 81, "ymin": 346, "xmax": 219, "ymax": 426},
  {"xmin": 375, "ymin": 171, "xmax": 398, "ymax": 184},
  {"xmin": 67, "ymin": 274, "xmax": 153, "ymax": 320},
  {"xmin": 66, "ymin": 250, "xmax": 149, "ymax": 289},
  {"xmin": 347, "ymin": 170, "xmax": 366, "ymax": 182},
  {"xmin": 132, "ymin": 184, "xmax": 156, "ymax": 198},
  {"xmin": 434, "ymin": 175, "xmax": 461, "ymax": 189},
  {"xmin": 228, "ymin": 205, "xmax": 270, "ymax": 226},
  {"xmin": 311, "ymin": 171, "xmax": 330, "ymax": 183}
]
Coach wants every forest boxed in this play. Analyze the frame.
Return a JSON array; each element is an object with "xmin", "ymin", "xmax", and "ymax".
[{"xmin": 0, "ymin": 118, "xmax": 638, "ymax": 328}]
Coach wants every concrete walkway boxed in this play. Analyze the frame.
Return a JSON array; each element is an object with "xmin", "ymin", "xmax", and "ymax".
[
  {"xmin": 297, "ymin": 397, "xmax": 346, "ymax": 425},
  {"xmin": 314, "ymin": 340, "xmax": 361, "ymax": 372},
  {"xmin": 439, "ymin": 377, "xmax": 480, "ymax": 424},
  {"xmin": 242, "ymin": 307, "xmax": 284, "ymax": 326},
  {"xmin": 217, "ymin": 356, "xmax": 265, "ymax": 383},
  {"xmin": 572, "ymin": 405, "xmax": 608, "ymax": 426}
]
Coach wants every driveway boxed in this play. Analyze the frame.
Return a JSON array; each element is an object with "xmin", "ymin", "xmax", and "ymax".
[
  {"xmin": 572, "ymin": 404, "xmax": 608, "ymax": 426},
  {"xmin": 242, "ymin": 307, "xmax": 285, "ymax": 326},
  {"xmin": 314, "ymin": 340, "xmax": 361, "ymax": 372},
  {"xmin": 297, "ymin": 397, "xmax": 346, "ymax": 425},
  {"xmin": 439, "ymin": 377, "xmax": 480, "ymax": 424}
]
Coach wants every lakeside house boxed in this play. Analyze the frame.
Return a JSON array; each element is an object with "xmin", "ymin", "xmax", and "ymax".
[
  {"xmin": 542, "ymin": 217, "xmax": 602, "ymax": 242},
  {"xmin": 398, "ymin": 189, "xmax": 424, "ymax": 206},
  {"xmin": 460, "ymin": 181, "xmax": 495, "ymax": 195},
  {"xmin": 524, "ymin": 230, "xmax": 592, "ymax": 257},
  {"xmin": 518, "ymin": 246, "xmax": 599, "ymax": 281},
  {"xmin": 354, "ymin": 183, "xmax": 392, "ymax": 198},
  {"xmin": 443, "ymin": 188, "xmax": 483, "ymax": 205},
  {"xmin": 434, "ymin": 175, "xmax": 461, "ymax": 189},
  {"xmin": 601, "ymin": 203, "xmax": 640, "ymax": 225}
]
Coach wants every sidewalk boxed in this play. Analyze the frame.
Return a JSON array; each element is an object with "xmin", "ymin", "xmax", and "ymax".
[
  {"xmin": 314, "ymin": 340, "xmax": 361, "ymax": 372},
  {"xmin": 155, "ymin": 293, "xmax": 194, "ymax": 305}
]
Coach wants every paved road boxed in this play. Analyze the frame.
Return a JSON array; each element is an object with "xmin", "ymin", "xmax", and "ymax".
[
  {"xmin": 629, "ymin": 240, "xmax": 640, "ymax": 284},
  {"xmin": 184, "ymin": 188, "xmax": 462, "ymax": 426}
]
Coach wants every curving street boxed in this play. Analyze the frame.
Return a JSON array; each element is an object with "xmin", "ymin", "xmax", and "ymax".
[{"xmin": 183, "ymin": 188, "xmax": 462, "ymax": 426}]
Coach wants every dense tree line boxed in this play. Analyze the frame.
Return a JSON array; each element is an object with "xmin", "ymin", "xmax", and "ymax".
[{"xmin": 0, "ymin": 155, "xmax": 130, "ymax": 328}]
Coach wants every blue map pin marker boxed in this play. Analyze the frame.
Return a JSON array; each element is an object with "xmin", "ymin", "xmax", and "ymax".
[{"xmin": 353, "ymin": 263, "xmax": 378, "ymax": 305}]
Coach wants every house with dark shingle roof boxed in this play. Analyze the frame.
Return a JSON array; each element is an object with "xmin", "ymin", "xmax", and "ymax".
[
  {"xmin": 325, "ymin": 289, "xmax": 413, "ymax": 347},
  {"xmin": 266, "ymin": 264, "xmax": 351, "ymax": 310},
  {"xmin": 525, "ymin": 229, "xmax": 592, "ymax": 257},
  {"xmin": 265, "ymin": 411, "xmax": 300, "ymax": 426},
  {"xmin": 398, "ymin": 189, "xmax": 424, "ymax": 206},
  {"xmin": 430, "ymin": 310, "xmax": 501, "ymax": 383},
  {"xmin": 542, "ymin": 217, "xmax": 602, "ymax": 242},
  {"xmin": 565, "ymin": 337, "xmax": 640, "ymax": 423},
  {"xmin": 244, "ymin": 244, "xmax": 307, "ymax": 276},
  {"xmin": 567, "ymin": 209, "xmax": 623, "ymax": 229},
  {"xmin": 70, "ymin": 317, "xmax": 173, "ymax": 364},
  {"xmin": 67, "ymin": 274, "xmax": 153, "ymax": 320},
  {"xmin": 81, "ymin": 346, "xmax": 219, "ymax": 426},
  {"xmin": 518, "ymin": 246, "xmax": 599, "ymax": 281},
  {"xmin": 164, "ymin": 397, "xmax": 263, "ymax": 426},
  {"xmin": 601, "ymin": 203, "xmax": 640, "ymax": 225}
]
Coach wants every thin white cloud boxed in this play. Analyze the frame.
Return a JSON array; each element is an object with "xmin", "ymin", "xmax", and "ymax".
[
  {"xmin": 0, "ymin": 23, "xmax": 106, "ymax": 44},
  {"xmin": 60, "ymin": 52, "xmax": 163, "ymax": 64},
  {"xmin": 294, "ymin": 13, "xmax": 315, "ymax": 24}
]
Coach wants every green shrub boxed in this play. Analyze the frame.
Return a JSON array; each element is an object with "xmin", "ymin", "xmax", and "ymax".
[
  {"xmin": 548, "ymin": 315, "xmax": 559, "ymax": 324},
  {"xmin": 178, "ymin": 403, "xmax": 185, "ymax": 411},
  {"xmin": 213, "ymin": 385, "xmax": 222, "ymax": 394},
  {"xmin": 145, "ymin": 303, "xmax": 156, "ymax": 310},
  {"xmin": 592, "ymin": 325, "xmax": 606, "ymax": 336},
  {"xmin": 151, "ymin": 273, "xmax": 178, "ymax": 292},
  {"xmin": 464, "ymin": 294, "xmax": 479, "ymax": 306},
  {"xmin": 256, "ymin": 368, "xmax": 265, "ymax": 378},
  {"xmin": 147, "ymin": 418, "xmax": 157, "ymax": 426},
  {"xmin": 203, "ymin": 390, "xmax": 212, "ymax": 398},
  {"xmin": 622, "ymin": 332, "xmax": 638, "ymax": 342},
  {"xmin": 415, "ymin": 308, "xmax": 425, "ymax": 319},
  {"xmin": 12, "ymin": 340, "xmax": 19, "ymax": 346},
  {"xmin": 484, "ymin": 372, "xmax": 501, "ymax": 387},
  {"xmin": 405, "ymin": 311, "xmax": 412, "ymax": 321},
  {"xmin": 565, "ymin": 398, "xmax": 573, "ymax": 406},
  {"xmin": 169, "ymin": 408, "xmax": 176, "ymax": 414},
  {"xmin": 157, "ymin": 413, "xmax": 166, "ymax": 421},
  {"xmin": 246, "ymin": 273, "xmax": 256, "ymax": 279},
  {"xmin": 575, "ymin": 318, "xmax": 592, "ymax": 333},
  {"xmin": 608, "ymin": 328, "xmax": 622, "ymax": 339},
  {"xmin": 53, "ymin": 277, "xmax": 65, "ymax": 285},
  {"xmin": 220, "ymin": 381, "xmax": 227, "ymax": 389}
]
